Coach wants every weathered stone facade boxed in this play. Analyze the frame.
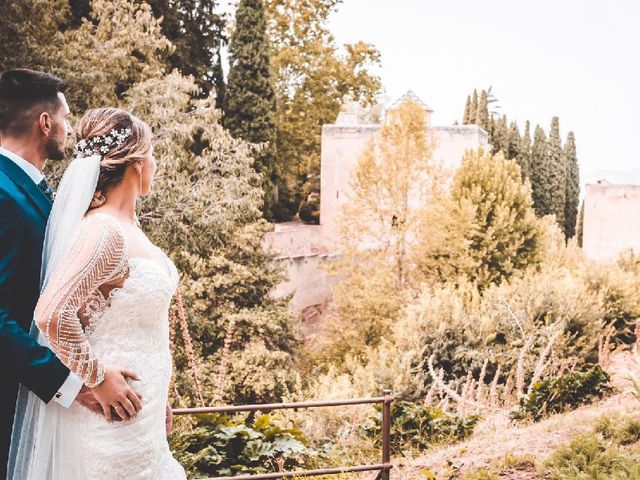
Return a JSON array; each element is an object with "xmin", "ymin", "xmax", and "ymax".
[
  {"xmin": 583, "ymin": 182, "xmax": 640, "ymax": 260},
  {"xmin": 320, "ymin": 119, "xmax": 488, "ymax": 243}
]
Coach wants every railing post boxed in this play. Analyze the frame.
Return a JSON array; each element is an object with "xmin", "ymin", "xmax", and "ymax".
[{"xmin": 381, "ymin": 388, "xmax": 392, "ymax": 480}]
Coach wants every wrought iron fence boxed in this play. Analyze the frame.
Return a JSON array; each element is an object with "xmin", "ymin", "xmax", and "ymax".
[{"xmin": 172, "ymin": 389, "xmax": 394, "ymax": 480}]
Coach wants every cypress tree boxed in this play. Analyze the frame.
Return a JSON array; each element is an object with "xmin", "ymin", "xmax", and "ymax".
[
  {"xmin": 469, "ymin": 89, "xmax": 478, "ymax": 125},
  {"xmin": 547, "ymin": 116, "xmax": 566, "ymax": 231},
  {"xmin": 518, "ymin": 120, "xmax": 532, "ymax": 179},
  {"xmin": 224, "ymin": 0, "xmax": 278, "ymax": 218},
  {"xmin": 147, "ymin": 0, "xmax": 226, "ymax": 96},
  {"xmin": 476, "ymin": 90, "xmax": 489, "ymax": 130},
  {"xmin": 507, "ymin": 121, "xmax": 521, "ymax": 161},
  {"xmin": 577, "ymin": 200, "xmax": 584, "ymax": 247},
  {"xmin": 491, "ymin": 115, "xmax": 508, "ymax": 156},
  {"xmin": 564, "ymin": 131, "xmax": 579, "ymax": 238},
  {"xmin": 530, "ymin": 125, "xmax": 549, "ymax": 216},
  {"xmin": 487, "ymin": 114, "xmax": 495, "ymax": 142},
  {"xmin": 463, "ymin": 95, "xmax": 471, "ymax": 124}
]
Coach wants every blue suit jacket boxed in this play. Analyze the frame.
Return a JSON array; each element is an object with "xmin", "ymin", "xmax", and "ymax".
[{"xmin": 0, "ymin": 152, "xmax": 70, "ymax": 473}]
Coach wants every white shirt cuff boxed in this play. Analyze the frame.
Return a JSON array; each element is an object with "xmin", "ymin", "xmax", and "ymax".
[{"xmin": 52, "ymin": 372, "xmax": 83, "ymax": 408}]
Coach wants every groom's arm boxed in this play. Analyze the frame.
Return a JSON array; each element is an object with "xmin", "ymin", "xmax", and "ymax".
[{"xmin": 0, "ymin": 191, "xmax": 73, "ymax": 403}]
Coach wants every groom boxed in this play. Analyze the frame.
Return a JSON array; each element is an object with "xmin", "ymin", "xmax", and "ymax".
[{"xmin": 0, "ymin": 69, "xmax": 137, "ymax": 477}]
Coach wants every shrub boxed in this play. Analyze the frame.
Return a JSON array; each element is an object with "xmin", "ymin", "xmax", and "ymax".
[
  {"xmin": 362, "ymin": 401, "xmax": 479, "ymax": 454},
  {"xmin": 544, "ymin": 433, "xmax": 640, "ymax": 480},
  {"xmin": 512, "ymin": 365, "xmax": 613, "ymax": 421},
  {"xmin": 595, "ymin": 415, "xmax": 640, "ymax": 446},
  {"xmin": 298, "ymin": 195, "xmax": 320, "ymax": 224},
  {"xmin": 170, "ymin": 413, "xmax": 318, "ymax": 478}
]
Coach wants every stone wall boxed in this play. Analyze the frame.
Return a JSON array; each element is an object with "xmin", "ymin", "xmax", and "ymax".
[
  {"xmin": 319, "ymin": 123, "xmax": 488, "ymax": 243},
  {"xmin": 583, "ymin": 183, "xmax": 640, "ymax": 261}
]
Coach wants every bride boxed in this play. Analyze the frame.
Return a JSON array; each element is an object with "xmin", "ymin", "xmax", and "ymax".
[{"xmin": 8, "ymin": 108, "xmax": 186, "ymax": 479}]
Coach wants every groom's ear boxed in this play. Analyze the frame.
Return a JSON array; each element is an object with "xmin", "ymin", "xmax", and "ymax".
[{"xmin": 38, "ymin": 111, "xmax": 53, "ymax": 137}]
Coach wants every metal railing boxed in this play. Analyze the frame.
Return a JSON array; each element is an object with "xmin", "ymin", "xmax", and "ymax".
[{"xmin": 172, "ymin": 389, "xmax": 394, "ymax": 480}]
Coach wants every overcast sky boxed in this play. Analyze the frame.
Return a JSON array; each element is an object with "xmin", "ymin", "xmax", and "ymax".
[{"xmin": 327, "ymin": 0, "xmax": 640, "ymax": 179}]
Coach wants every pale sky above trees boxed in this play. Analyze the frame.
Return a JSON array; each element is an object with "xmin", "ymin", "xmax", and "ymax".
[{"xmin": 328, "ymin": 0, "xmax": 639, "ymax": 181}]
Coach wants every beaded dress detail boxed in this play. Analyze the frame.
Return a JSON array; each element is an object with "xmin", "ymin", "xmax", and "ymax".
[{"xmin": 34, "ymin": 213, "xmax": 186, "ymax": 479}]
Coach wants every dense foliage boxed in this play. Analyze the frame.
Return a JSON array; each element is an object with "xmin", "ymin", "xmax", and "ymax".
[
  {"xmin": 362, "ymin": 401, "xmax": 479, "ymax": 454},
  {"xmin": 224, "ymin": 0, "xmax": 279, "ymax": 219},
  {"xmin": 512, "ymin": 365, "xmax": 613, "ymax": 421},
  {"xmin": 171, "ymin": 413, "xmax": 317, "ymax": 478},
  {"xmin": 462, "ymin": 89, "xmax": 580, "ymax": 239}
]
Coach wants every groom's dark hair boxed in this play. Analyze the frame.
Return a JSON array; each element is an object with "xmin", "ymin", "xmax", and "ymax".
[{"xmin": 0, "ymin": 69, "xmax": 68, "ymax": 136}]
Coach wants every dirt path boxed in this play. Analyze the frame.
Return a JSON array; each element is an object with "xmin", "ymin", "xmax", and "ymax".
[{"xmin": 393, "ymin": 351, "xmax": 640, "ymax": 479}]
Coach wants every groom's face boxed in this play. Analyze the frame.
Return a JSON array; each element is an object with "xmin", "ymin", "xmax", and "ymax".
[{"xmin": 44, "ymin": 92, "xmax": 72, "ymax": 161}]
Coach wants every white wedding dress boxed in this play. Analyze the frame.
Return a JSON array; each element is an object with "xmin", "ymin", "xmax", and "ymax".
[{"xmin": 30, "ymin": 212, "xmax": 186, "ymax": 479}]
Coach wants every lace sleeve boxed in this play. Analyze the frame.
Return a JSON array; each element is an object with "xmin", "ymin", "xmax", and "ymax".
[{"xmin": 34, "ymin": 214, "xmax": 128, "ymax": 387}]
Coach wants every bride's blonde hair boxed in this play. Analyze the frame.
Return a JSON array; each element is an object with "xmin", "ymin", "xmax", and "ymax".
[{"xmin": 75, "ymin": 107, "xmax": 152, "ymax": 208}]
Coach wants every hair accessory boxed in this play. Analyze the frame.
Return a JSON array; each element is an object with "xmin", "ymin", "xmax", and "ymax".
[{"xmin": 75, "ymin": 128, "xmax": 132, "ymax": 158}]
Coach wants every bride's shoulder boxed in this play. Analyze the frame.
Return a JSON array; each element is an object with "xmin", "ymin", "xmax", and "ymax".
[{"xmin": 81, "ymin": 211, "xmax": 127, "ymax": 244}]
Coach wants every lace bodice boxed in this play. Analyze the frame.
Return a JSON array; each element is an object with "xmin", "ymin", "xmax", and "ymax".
[{"xmin": 35, "ymin": 213, "xmax": 150, "ymax": 387}]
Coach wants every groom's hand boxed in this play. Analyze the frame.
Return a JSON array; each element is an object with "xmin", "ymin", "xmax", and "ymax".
[
  {"xmin": 75, "ymin": 385, "xmax": 103, "ymax": 416},
  {"xmin": 91, "ymin": 366, "xmax": 144, "ymax": 422}
]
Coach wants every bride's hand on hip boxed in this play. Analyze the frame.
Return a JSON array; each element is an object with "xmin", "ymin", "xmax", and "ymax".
[{"xmin": 90, "ymin": 366, "xmax": 143, "ymax": 422}]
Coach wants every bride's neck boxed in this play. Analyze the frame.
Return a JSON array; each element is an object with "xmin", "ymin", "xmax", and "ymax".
[{"xmin": 101, "ymin": 183, "xmax": 138, "ymax": 225}]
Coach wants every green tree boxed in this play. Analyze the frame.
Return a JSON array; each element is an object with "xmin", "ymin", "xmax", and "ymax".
[
  {"xmin": 507, "ymin": 121, "xmax": 521, "ymax": 161},
  {"xmin": 146, "ymin": 0, "xmax": 226, "ymax": 99},
  {"xmin": 530, "ymin": 125, "xmax": 549, "ymax": 216},
  {"xmin": 319, "ymin": 99, "xmax": 439, "ymax": 363},
  {"xmin": 265, "ymin": 0, "xmax": 382, "ymax": 221},
  {"xmin": 564, "ymin": 131, "xmax": 579, "ymax": 239},
  {"xmin": 469, "ymin": 89, "xmax": 478, "ymax": 124},
  {"xmin": 491, "ymin": 114, "xmax": 508, "ymax": 156},
  {"xmin": 0, "ymin": 0, "xmax": 69, "ymax": 70},
  {"xmin": 412, "ymin": 193, "xmax": 479, "ymax": 284},
  {"xmin": 547, "ymin": 116, "xmax": 566, "ymax": 232},
  {"xmin": 450, "ymin": 150, "xmax": 543, "ymax": 287},
  {"xmin": 476, "ymin": 89, "xmax": 489, "ymax": 130},
  {"xmin": 54, "ymin": 0, "xmax": 172, "ymax": 112},
  {"xmin": 518, "ymin": 120, "xmax": 532, "ymax": 179},
  {"xmin": 577, "ymin": 200, "xmax": 585, "ymax": 247},
  {"xmin": 224, "ymin": 0, "xmax": 278, "ymax": 219},
  {"xmin": 463, "ymin": 95, "xmax": 471, "ymax": 124},
  {"xmin": 339, "ymin": 99, "xmax": 439, "ymax": 287}
]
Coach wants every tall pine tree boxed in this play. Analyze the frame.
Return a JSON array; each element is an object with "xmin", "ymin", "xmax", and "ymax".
[
  {"xmin": 507, "ymin": 121, "xmax": 521, "ymax": 161},
  {"xmin": 577, "ymin": 200, "xmax": 585, "ymax": 247},
  {"xmin": 469, "ymin": 89, "xmax": 478, "ymax": 124},
  {"xmin": 518, "ymin": 120, "xmax": 532, "ymax": 179},
  {"xmin": 224, "ymin": 0, "xmax": 278, "ymax": 219},
  {"xmin": 564, "ymin": 131, "xmax": 579, "ymax": 238},
  {"xmin": 530, "ymin": 125, "xmax": 549, "ymax": 216},
  {"xmin": 491, "ymin": 114, "xmax": 508, "ymax": 156},
  {"xmin": 547, "ymin": 116, "xmax": 566, "ymax": 231},
  {"xmin": 476, "ymin": 90, "xmax": 489, "ymax": 130},
  {"xmin": 463, "ymin": 95, "xmax": 471, "ymax": 124}
]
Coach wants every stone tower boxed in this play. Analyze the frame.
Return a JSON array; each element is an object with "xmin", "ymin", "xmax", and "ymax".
[{"xmin": 320, "ymin": 90, "xmax": 488, "ymax": 243}]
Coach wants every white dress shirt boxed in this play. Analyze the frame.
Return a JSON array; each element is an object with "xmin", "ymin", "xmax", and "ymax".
[{"xmin": 0, "ymin": 146, "xmax": 83, "ymax": 407}]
